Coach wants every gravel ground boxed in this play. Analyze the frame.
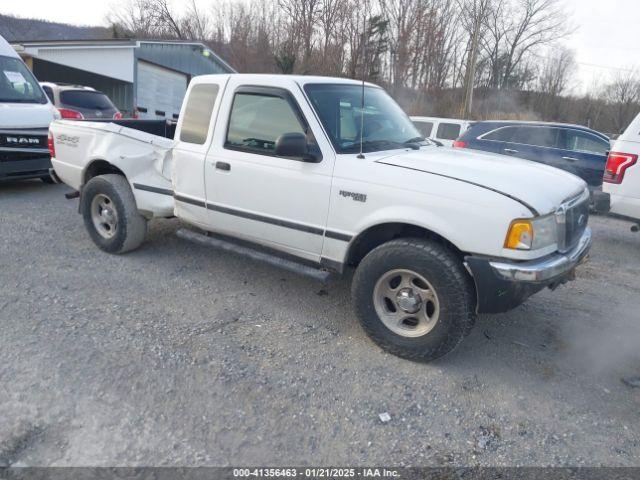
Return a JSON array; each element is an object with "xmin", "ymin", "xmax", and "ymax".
[{"xmin": 1, "ymin": 180, "xmax": 639, "ymax": 467}]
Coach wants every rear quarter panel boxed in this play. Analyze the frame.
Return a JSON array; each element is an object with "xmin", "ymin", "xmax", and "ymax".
[{"xmin": 50, "ymin": 120, "xmax": 175, "ymax": 217}]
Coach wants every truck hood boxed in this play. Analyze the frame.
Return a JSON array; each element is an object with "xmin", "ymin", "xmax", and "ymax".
[
  {"xmin": 0, "ymin": 103, "xmax": 56, "ymax": 130},
  {"xmin": 376, "ymin": 147, "xmax": 587, "ymax": 215}
]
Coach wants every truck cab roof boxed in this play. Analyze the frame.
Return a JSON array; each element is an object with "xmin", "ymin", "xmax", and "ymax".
[{"xmin": 190, "ymin": 73, "xmax": 376, "ymax": 88}]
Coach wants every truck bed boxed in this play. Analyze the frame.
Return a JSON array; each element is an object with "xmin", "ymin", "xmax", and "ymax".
[
  {"xmin": 49, "ymin": 119, "xmax": 176, "ymax": 218},
  {"xmin": 84, "ymin": 119, "xmax": 177, "ymax": 139}
]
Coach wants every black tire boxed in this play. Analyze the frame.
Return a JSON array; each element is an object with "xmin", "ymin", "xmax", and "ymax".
[
  {"xmin": 352, "ymin": 238, "xmax": 476, "ymax": 362},
  {"xmin": 41, "ymin": 175, "xmax": 55, "ymax": 184},
  {"xmin": 81, "ymin": 174, "xmax": 147, "ymax": 254}
]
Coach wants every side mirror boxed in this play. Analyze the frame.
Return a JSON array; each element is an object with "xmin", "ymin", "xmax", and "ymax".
[{"xmin": 275, "ymin": 132, "xmax": 320, "ymax": 162}]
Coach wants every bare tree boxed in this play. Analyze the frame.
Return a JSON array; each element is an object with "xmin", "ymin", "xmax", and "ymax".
[
  {"xmin": 536, "ymin": 47, "xmax": 575, "ymax": 119},
  {"xmin": 604, "ymin": 71, "xmax": 640, "ymax": 134},
  {"xmin": 495, "ymin": 0, "xmax": 571, "ymax": 89}
]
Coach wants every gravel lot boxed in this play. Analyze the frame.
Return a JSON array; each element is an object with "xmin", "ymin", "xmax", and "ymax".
[{"xmin": 1, "ymin": 180, "xmax": 639, "ymax": 467}]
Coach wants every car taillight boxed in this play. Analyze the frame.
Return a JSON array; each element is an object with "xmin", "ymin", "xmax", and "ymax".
[
  {"xmin": 58, "ymin": 108, "xmax": 84, "ymax": 120},
  {"xmin": 47, "ymin": 131, "xmax": 56, "ymax": 158},
  {"xmin": 452, "ymin": 140, "xmax": 467, "ymax": 148},
  {"xmin": 113, "ymin": 111, "xmax": 123, "ymax": 120},
  {"xmin": 604, "ymin": 151, "xmax": 638, "ymax": 184}
]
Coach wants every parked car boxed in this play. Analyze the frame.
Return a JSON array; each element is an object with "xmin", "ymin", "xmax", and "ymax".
[
  {"xmin": 453, "ymin": 121, "xmax": 611, "ymax": 191},
  {"xmin": 410, "ymin": 116, "xmax": 471, "ymax": 147},
  {"xmin": 40, "ymin": 82, "xmax": 121, "ymax": 120},
  {"xmin": 602, "ymin": 112, "xmax": 640, "ymax": 228},
  {"xmin": 49, "ymin": 74, "xmax": 591, "ymax": 362},
  {"xmin": 0, "ymin": 34, "xmax": 59, "ymax": 183}
]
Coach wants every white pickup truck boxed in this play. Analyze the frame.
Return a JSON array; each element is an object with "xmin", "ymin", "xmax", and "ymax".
[
  {"xmin": 602, "ymin": 112, "xmax": 640, "ymax": 230},
  {"xmin": 49, "ymin": 74, "xmax": 592, "ymax": 361}
]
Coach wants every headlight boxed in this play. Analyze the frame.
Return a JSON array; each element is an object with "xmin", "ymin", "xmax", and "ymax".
[{"xmin": 504, "ymin": 214, "xmax": 557, "ymax": 250}]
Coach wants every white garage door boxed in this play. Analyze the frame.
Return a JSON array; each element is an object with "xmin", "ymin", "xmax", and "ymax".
[{"xmin": 136, "ymin": 61, "xmax": 187, "ymax": 120}]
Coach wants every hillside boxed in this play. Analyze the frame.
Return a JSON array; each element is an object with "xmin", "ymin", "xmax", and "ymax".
[{"xmin": 0, "ymin": 13, "xmax": 110, "ymax": 41}]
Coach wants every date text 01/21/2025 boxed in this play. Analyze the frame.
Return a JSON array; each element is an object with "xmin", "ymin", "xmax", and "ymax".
[{"xmin": 232, "ymin": 468, "xmax": 399, "ymax": 478}]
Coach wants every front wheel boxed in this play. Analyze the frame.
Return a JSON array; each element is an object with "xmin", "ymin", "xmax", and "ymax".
[
  {"xmin": 351, "ymin": 238, "xmax": 476, "ymax": 362},
  {"xmin": 81, "ymin": 174, "xmax": 147, "ymax": 254}
]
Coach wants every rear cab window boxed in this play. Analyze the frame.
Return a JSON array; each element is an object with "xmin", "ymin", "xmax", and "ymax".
[
  {"xmin": 179, "ymin": 83, "xmax": 219, "ymax": 145},
  {"xmin": 436, "ymin": 123, "xmax": 461, "ymax": 140}
]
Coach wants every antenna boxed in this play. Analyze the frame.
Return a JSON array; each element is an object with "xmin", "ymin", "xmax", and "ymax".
[{"xmin": 357, "ymin": 7, "xmax": 367, "ymax": 160}]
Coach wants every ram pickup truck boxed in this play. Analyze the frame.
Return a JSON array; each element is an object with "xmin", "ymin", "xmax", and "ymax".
[{"xmin": 49, "ymin": 74, "xmax": 592, "ymax": 361}]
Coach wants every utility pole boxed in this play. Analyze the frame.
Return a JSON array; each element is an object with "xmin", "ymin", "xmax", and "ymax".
[{"xmin": 460, "ymin": 1, "xmax": 484, "ymax": 119}]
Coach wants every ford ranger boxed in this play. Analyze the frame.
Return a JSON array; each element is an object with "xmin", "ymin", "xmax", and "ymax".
[{"xmin": 48, "ymin": 74, "xmax": 592, "ymax": 361}]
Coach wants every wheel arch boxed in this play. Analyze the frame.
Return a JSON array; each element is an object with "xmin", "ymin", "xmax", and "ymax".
[
  {"xmin": 345, "ymin": 222, "xmax": 465, "ymax": 267},
  {"xmin": 83, "ymin": 159, "xmax": 126, "ymax": 186}
]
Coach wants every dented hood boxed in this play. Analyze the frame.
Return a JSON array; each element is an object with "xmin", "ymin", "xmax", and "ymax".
[{"xmin": 376, "ymin": 147, "xmax": 587, "ymax": 215}]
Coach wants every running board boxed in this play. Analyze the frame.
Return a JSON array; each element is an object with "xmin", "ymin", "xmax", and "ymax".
[{"xmin": 176, "ymin": 228, "xmax": 333, "ymax": 284}]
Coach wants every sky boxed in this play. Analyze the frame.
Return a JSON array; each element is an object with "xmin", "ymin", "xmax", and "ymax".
[{"xmin": 2, "ymin": 0, "xmax": 639, "ymax": 92}]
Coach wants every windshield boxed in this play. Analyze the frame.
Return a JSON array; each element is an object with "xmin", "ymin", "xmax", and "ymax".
[
  {"xmin": 60, "ymin": 90, "xmax": 116, "ymax": 111},
  {"xmin": 0, "ymin": 55, "xmax": 47, "ymax": 104},
  {"xmin": 304, "ymin": 83, "xmax": 422, "ymax": 154}
]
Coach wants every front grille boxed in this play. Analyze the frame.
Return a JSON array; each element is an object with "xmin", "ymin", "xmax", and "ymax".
[
  {"xmin": 558, "ymin": 192, "xmax": 589, "ymax": 252},
  {"xmin": 0, "ymin": 151, "xmax": 49, "ymax": 162}
]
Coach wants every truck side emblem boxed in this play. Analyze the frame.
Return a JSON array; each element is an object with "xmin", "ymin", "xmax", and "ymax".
[
  {"xmin": 56, "ymin": 134, "xmax": 80, "ymax": 147},
  {"xmin": 339, "ymin": 190, "xmax": 367, "ymax": 203},
  {"xmin": 6, "ymin": 137, "xmax": 40, "ymax": 145},
  {"xmin": 577, "ymin": 214, "xmax": 586, "ymax": 227}
]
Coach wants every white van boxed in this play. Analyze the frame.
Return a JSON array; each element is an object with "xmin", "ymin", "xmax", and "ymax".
[
  {"xmin": 410, "ymin": 116, "xmax": 471, "ymax": 147},
  {"xmin": 0, "ymin": 35, "xmax": 59, "ymax": 182}
]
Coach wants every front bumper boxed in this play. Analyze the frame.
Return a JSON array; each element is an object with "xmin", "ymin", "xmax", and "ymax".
[
  {"xmin": 0, "ymin": 154, "xmax": 52, "ymax": 182},
  {"xmin": 466, "ymin": 228, "xmax": 592, "ymax": 314}
]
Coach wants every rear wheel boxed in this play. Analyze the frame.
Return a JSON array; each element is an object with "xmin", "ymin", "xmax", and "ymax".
[
  {"xmin": 352, "ymin": 238, "xmax": 476, "ymax": 362},
  {"xmin": 81, "ymin": 174, "xmax": 147, "ymax": 253}
]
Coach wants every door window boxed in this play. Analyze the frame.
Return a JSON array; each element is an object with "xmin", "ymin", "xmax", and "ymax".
[
  {"xmin": 510, "ymin": 126, "xmax": 562, "ymax": 149},
  {"xmin": 42, "ymin": 86, "xmax": 54, "ymax": 103},
  {"xmin": 483, "ymin": 126, "xmax": 516, "ymax": 141},
  {"xmin": 436, "ymin": 123, "xmax": 461, "ymax": 140},
  {"xmin": 179, "ymin": 83, "xmax": 219, "ymax": 144},
  {"xmin": 226, "ymin": 92, "xmax": 305, "ymax": 154},
  {"xmin": 414, "ymin": 121, "xmax": 433, "ymax": 137},
  {"xmin": 566, "ymin": 130, "xmax": 609, "ymax": 155}
]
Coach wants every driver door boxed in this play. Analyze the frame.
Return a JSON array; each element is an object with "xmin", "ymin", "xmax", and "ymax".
[{"xmin": 204, "ymin": 82, "xmax": 335, "ymax": 261}]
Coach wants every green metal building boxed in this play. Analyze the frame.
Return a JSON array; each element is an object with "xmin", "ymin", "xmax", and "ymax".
[{"xmin": 13, "ymin": 39, "xmax": 235, "ymax": 118}]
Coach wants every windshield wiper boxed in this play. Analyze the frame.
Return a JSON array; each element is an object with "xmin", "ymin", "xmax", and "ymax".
[
  {"xmin": 404, "ymin": 136, "xmax": 425, "ymax": 143},
  {"xmin": 343, "ymin": 139, "xmax": 407, "ymax": 153}
]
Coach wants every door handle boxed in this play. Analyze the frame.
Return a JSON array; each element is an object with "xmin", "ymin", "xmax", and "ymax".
[
  {"xmin": 562, "ymin": 156, "xmax": 579, "ymax": 162},
  {"xmin": 504, "ymin": 148, "xmax": 519, "ymax": 154},
  {"xmin": 215, "ymin": 161, "xmax": 231, "ymax": 171}
]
